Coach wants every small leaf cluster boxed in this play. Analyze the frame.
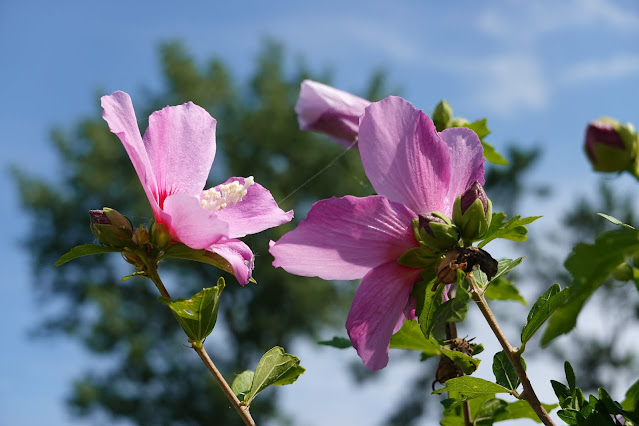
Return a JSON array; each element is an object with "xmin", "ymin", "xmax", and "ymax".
[
  {"xmin": 552, "ymin": 362, "xmax": 639, "ymax": 425},
  {"xmin": 231, "ymin": 346, "xmax": 305, "ymax": 407}
]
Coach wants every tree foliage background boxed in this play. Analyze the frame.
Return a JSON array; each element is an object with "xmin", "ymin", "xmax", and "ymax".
[{"xmin": 13, "ymin": 40, "xmax": 639, "ymax": 425}]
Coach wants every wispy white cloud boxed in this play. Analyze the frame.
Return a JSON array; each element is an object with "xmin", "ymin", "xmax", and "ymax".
[
  {"xmin": 478, "ymin": 0, "xmax": 639, "ymax": 43},
  {"xmin": 560, "ymin": 54, "xmax": 639, "ymax": 85}
]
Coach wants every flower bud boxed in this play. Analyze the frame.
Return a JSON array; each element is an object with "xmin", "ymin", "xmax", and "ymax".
[
  {"xmin": 432, "ymin": 100, "xmax": 452, "ymax": 132},
  {"xmin": 135, "ymin": 226, "xmax": 150, "ymax": 246},
  {"xmin": 413, "ymin": 212, "xmax": 460, "ymax": 252},
  {"xmin": 89, "ymin": 208, "xmax": 133, "ymax": 248},
  {"xmin": 295, "ymin": 79, "xmax": 371, "ymax": 148},
  {"xmin": 151, "ymin": 222, "xmax": 172, "ymax": 252},
  {"xmin": 453, "ymin": 182, "xmax": 492, "ymax": 244},
  {"xmin": 584, "ymin": 118, "xmax": 638, "ymax": 173}
]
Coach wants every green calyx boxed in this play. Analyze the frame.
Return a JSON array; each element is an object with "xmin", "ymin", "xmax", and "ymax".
[
  {"xmin": 412, "ymin": 213, "xmax": 461, "ymax": 252},
  {"xmin": 453, "ymin": 196, "xmax": 493, "ymax": 245},
  {"xmin": 590, "ymin": 118, "xmax": 639, "ymax": 173},
  {"xmin": 90, "ymin": 208, "xmax": 134, "ymax": 248}
]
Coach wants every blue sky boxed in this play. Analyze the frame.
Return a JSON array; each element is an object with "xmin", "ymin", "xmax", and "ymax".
[{"xmin": 2, "ymin": 0, "xmax": 639, "ymax": 424}]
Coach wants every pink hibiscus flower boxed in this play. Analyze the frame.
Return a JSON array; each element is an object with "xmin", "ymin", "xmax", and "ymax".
[
  {"xmin": 270, "ymin": 96, "xmax": 485, "ymax": 370},
  {"xmin": 295, "ymin": 80, "xmax": 371, "ymax": 148},
  {"xmin": 101, "ymin": 91, "xmax": 293, "ymax": 284}
]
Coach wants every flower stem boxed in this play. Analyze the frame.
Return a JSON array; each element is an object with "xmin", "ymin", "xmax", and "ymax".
[
  {"xmin": 193, "ymin": 343, "xmax": 256, "ymax": 426},
  {"xmin": 141, "ymin": 257, "xmax": 256, "ymax": 426},
  {"xmin": 445, "ymin": 288, "xmax": 472, "ymax": 426},
  {"xmin": 466, "ymin": 275, "xmax": 555, "ymax": 426}
]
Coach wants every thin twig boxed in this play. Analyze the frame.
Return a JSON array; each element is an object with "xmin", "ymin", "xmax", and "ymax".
[{"xmin": 466, "ymin": 275, "xmax": 555, "ymax": 426}]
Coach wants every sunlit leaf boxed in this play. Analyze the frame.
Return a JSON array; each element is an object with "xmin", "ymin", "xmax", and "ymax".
[
  {"xmin": 231, "ymin": 370, "xmax": 254, "ymax": 400},
  {"xmin": 521, "ymin": 283, "xmax": 568, "ymax": 345},
  {"xmin": 433, "ymin": 376, "xmax": 512, "ymax": 400},
  {"xmin": 244, "ymin": 346, "xmax": 304, "ymax": 406},
  {"xmin": 55, "ymin": 244, "xmax": 123, "ymax": 267},
  {"xmin": 492, "ymin": 351, "xmax": 526, "ymax": 391},
  {"xmin": 478, "ymin": 213, "xmax": 541, "ymax": 248},
  {"xmin": 390, "ymin": 320, "xmax": 440, "ymax": 356}
]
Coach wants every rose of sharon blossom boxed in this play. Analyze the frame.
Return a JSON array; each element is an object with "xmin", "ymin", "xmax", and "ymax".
[
  {"xmin": 295, "ymin": 79, "xmax": 371, "ymax": 148},
  {"xmin": 270, "ymin": 96, "xmax": 485, "ymax": 370},
  {"xmin": 101, "ymin": 91, "xmax": 293, "ymax": 284}
]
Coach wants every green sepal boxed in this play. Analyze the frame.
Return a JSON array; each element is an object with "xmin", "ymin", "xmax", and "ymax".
[
  {"xmin": 478, "ymin": 212, "xmax": 541, "ymax": 248},
  {"xmin": 452, "ymin": 196, "xmax": 492, "ymax": 244},
  {"xmin": 397, "ymin": 246, "xmax": 440, "ymax": 268},
  {"xmin": 231, "ymin": 370, "xmax": 254, "ymax": 400},
  {"xmin": 162, "ymin": 244, "xmax": 235, "ymax": 276},
  {"xmin": 158, "ymin": 278, "xmax": 225, "ymax": 343},
  {"xmin": 55, "ymin": 244, "xmax": 124, "ymax": 267},
  {"xmin": 243, "ymin": 346, "xmax": 305, "ymax": 407},
  {"xmin": 413, "ymin": 215, "xmax": 461, "ymax": 252}
]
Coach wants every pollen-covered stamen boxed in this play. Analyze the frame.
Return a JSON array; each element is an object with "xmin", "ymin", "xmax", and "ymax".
[{"xmin": 199, "ymin": 177, "xmax": 255, "ymax": 211}]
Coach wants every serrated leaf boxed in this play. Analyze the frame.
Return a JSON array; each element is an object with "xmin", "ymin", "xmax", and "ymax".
[
  {"xmin": 494, "ymin": 400, "xmax": 559, "ymax": 423},
  {"xmin": 158, "ymin": 278, "xmax": 225, "ymax": 342},
  {"xmin": 441, "ymin": 348, "xmax": 481, "ymax": 375},
  {"xmin": 244, "ymin": 346, "xmax": 304, "ymax": 406},
  {"xmin": 317, "ymin": 336, "xmax": 352, "ymax": 349},
  {"xmin": 598, "ymin": 213, "xmax": 635, "ymax": 229},
  {"xmin": 390, "ymin": 320, "xmax": 441, "ymax": 356},
  {"xmin": 521, "ymin": 283, "xmax": 568, "ymax": 344},
  {"xmin": 485, "ymin": 278, "xmax": 526, "ymax": 305},
  {"xmin": 231, "ymin": 370, "xmax": 254, "ymax": 400},
  {"xmin": 433, "ymin": 376, "xmax": 512, "ymax": 399},
  {"xmin": 162, "ymin": 244, "xmax": 234, "ymax": 275},
  {"xmin": 542, "ymin": 229, "xmax": 639, "ymax": 345},
  {"xmin": 478, "ymin": 213, "xmax": 541, "ymax": 248},
  {"xmin": 492, "ymin": 351, "xmax": 525, "ymax": 390},
  {"xmin": 55, "ymin": 244, "xmax": 123, "ymax": 266}
]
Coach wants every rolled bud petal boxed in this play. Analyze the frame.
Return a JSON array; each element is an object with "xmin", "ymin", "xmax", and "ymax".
[
  {"xmin": 295, "ymin": 79, "xmax": 371, "ymax": 147},
  {"xmin": 453, "ymin": 182, "xmax": 492, "ymax": 244},
  {"xmin": 89, "ymin": 208, "xmax": 134, "ymax": 248},
  {"xmin": 414, "ymin": 212, "xmax": 460, "ymax": 252},
  {"xmin": 584, "ymin": 118, "xmax": 638, "ymax": 173}
]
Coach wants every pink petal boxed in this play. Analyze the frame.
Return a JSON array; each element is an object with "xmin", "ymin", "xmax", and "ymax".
[
  {"xmin": 439, "ymin": 127, "xmax": 486, "ymax": 216},
  {"xmin": 101, "ymin": 91, "xmax": 161, "ymax": 216},
  {"xmin": 270, "ymin": 195, "xmax": 418, "ymax": 280},
  {"xmin": 208, "ymin": 239, "xmax": 254, "ymax": 285},
  {"xmin": 143, "ymin": 102, "xmax": 217, "ymax": 206},
  {"xmin": 211, "ymin": 177, "xmax": 294, "ymax": 238},
  {"xmin": 162, "ymin": 193, "xmax": 228, "ymax": 249},
  {"xmin": 346, "ymin": 261, "xmax": 422, "ymax": 371},
  {"xmin": 358, "ymin": 96, "xmax": 452, "ymax": 216},
  {"xmin": 295, "ymin": 80, "xmax": 371, "ymax": 148}
]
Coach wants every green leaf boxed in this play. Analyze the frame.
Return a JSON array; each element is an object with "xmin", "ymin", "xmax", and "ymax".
[
  {"xmin": 55, "ymin": 244, "xmax": 123, "ymax": 266},
  {"xmin": 474, "ymin": 398, "xmax": 508, "ymax": 425},
  {"xmin": 462, "ymin": 118, "xmax": 491, "ymax": 140},
  {"xmin": 162, "ymin": 244, "xmax": 234, "ymax": 275},
  {"xmin": 431, "ymin": 285, "xmax": 470, "ymax": 327},
  {"xmin": 389, "ymin": 320, "xmax": 441, "ymax": 356},
  {"xmin": 621, "ymin": 378, "xmax": 639, "ymax": 411},
  {"xmin": 484, "ymin": 278, "xmax": 527, "ymax": 305},
  {"xmin": 473, "ymin": 258, "xmax": 523, "ymax": 288},
  {"xmin": 441, "ymin": 347, "xmax": 481, "ymax": 375},
  {"xmin": 317, "ymin": 336, "xmax": 352, "ymax": 349},
  {"xmin": 542, "ymin": 229, "xmax": 639, "ymax": 345},
  {"xmin": 598, "ymin": 213, "xmax": 635, "ymax": 229},
  {"xmin": 478, "ymin": 213, "xmax": 541, "ymax": 248},
  {"xmin": 243, "ymin": 346, "xmax": 304, "ymax": 406},
  {"xmin": 521, "ymin": 283, "xmax": 569, "ymax": 344},
  {"xmin": 481, "ymin": 141, "xmax": 509, "ymax": 166},
  {"xmin": 417, "ymin": 278, "xmax": 445, "ymax": 338},
  {"xmin": 157, "ymin": 278, "xmax": 225, "ymax": 342},
  {"xmin": 494, "ymin": 400, "xmax": 559, "ymax": 423},
  {"xmin": 433, "ymin": 376, "xmax": 512, "ymax": 400},
  {"xmin": 492, "ymin": 351, "xmax": 526, "ymax": 391},
  {"xmin": 231, "ymin": 370, "xmax": 254, "ymax": 400}
]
